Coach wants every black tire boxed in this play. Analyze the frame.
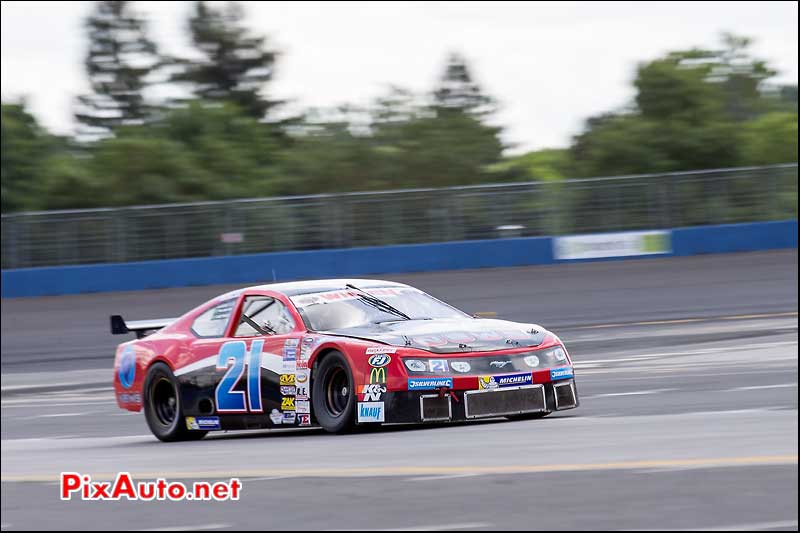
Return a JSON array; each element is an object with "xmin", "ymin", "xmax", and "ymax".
[
  {"xmin": 143, "ymin": 362, "xmax": 207, "ymax": 442},
  {"xmin": 312, "ymin": 351, "xmax": 356, "ymax": 433},
  {"xmin": 507, "ymin": 411, "xmax": 552, "ymax": 421}
]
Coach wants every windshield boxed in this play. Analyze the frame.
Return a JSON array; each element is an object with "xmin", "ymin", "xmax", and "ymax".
[{"xmin": 290, "ymin": 287, "xmax": 468, "ymax": 331}]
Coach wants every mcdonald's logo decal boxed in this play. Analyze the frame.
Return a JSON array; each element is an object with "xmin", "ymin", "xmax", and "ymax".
[{"xmin": 369, "ymin": 366, "xmax": 387, "ymax": 384}]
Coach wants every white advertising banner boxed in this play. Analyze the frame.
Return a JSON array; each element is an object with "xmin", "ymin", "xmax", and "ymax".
[{"xmin": 554, "ymin": 230, "xmax": 672, "ymax": 260}]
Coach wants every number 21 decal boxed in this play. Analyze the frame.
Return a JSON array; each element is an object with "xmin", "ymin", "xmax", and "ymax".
[{"xmin": 215, "ymin": 340, "xmax": 263, "ymax": 413}]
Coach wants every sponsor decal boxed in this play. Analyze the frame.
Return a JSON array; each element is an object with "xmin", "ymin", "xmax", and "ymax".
[
  {"xmin": 298, "ymin": 413, "xmax": 311, "ymax": 426},
  {"xmin": 296, "ymin": 360, "xmax": 309, "ymax": 370},
  {"xmin": 489, "ymin": 360, "xmax": 512, "ymax": 369},
  {"xmin": 282, "ymin": 412, "xmax": 297, "ymax": 424},
  {"xmin": 451, "ymin": 361, "xmax": 471, "ymax": 373},
  {"xmin": 295, "ymin": 399, "xmax": 311, "ymax": 414},
  {"xmin": 478, "ymin": 376, "xmax": 498, "ymax": 390},
  {"xmin": 429, "ymin": 359, "xmax": 449, "ymax": 372},
  {"xmin": 281, "ymin": 397, "xmax": 296, "ymax": 411},
  {"xmin": 408, "ymin": 377, "xmax": 453, "ymax": 390},
  {"xmin": 554, "ymin": 230, "xmax": 671, "ymax": 260},
  {"xmin": 280, "ymin": 374, "xmax": 295, "ymax": 386},
  {"xmin": 361, "ymin": 384, "xmax": 386, "ymax": 402},
  {"xmin": 296, "ymin": 370, "xmax": 309, "ymax": 384},
  {"xmin": 404, "ymin": 360, "xmax": 427, "ymax": 372},
  {"xmin": 550, "ymin": 366, "xmax": 574, "ymax": 380},
  {"xmin": 523, "ymin": 355, "xmax": 540, "ymax": 368},
  {"xmin": 280, "ymin": 386, "xmax": 296, "ymax": 396},
  {"xmin": 118, "ymin": 392, "xmax": 142, "ymax": 404},
  {"xmin": 357, "ymin": 402, "xmax": 385, "ymax": 423},
  {"xmin": 303, "ymin": 336, "xmax": 314, "ymax": 346},
  {"xmin": 369, "ymin": 366, "xmax": 387, "ymax": 384},
  {"xmin": 283, "ymin": 339, "xmax": 298, "ymax": 360},
  {"xmin": 367, "ymin": 354, "xmax": 392, "ymax": 367},
  {"xmin": 269, "ymin": 409, "xmax": 283, "ymax": 425},
  {"xmin": 480, "ymin": 372, "xmax": 532, "ymax": 389},
  {"xmin": 118, "ymin": 346, "xmax": 136, "ymax": 389},
  {"xmin": 186, "ymin": 416, "xmax": 221, "ymax": 431},
  {"xmin": 295, "ymin": 383, "xmax": 309, "ymax": 400},
  {"xmin": 366, "ymin": 347, "xmax": 397, "ymax": 356}
]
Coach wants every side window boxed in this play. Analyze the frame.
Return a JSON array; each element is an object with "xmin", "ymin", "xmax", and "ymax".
[
  {"xmin": 234, "ymin": 296, "xmax": 296, "ymax": 337},
  {"xmin": 191, "ymin": 299, "xmax": 236, "ymax": 338}
]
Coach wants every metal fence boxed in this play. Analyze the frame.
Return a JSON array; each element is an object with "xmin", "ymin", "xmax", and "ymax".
[{"xmin": 2, "ymin": 164, "xmax": 797, "ymax": 269}]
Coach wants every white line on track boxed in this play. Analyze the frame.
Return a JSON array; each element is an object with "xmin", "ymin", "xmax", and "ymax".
[
  {"xmin": 404, "ymin": 473, "xmax": 482, "ymax": 482},
  {"xmin": 727, "ymin": 383, "xmax": 797, "ymax": 391},
  {"xmin": 633, "ymin": 519, "xmax": 800, "ymax": 531},
  {"xmin": 139, "ymin": 525, "xmax": 231, "ymax": 532},
  {"xmin": 328, "ymin": 523, "xmax": 491, "ymax": 532},
  {"xmin": 29, "ymin": 412, "xmax": 92, "ymax": 419},
  {"xmin": 584, "ymin": 388, "xmax": 676, "ymax": 398}
]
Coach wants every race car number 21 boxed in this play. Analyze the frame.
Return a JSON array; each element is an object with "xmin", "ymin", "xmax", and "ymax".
[{"xmin": 215, "ymin": 340, "xmax": 263, "ymax": 413}]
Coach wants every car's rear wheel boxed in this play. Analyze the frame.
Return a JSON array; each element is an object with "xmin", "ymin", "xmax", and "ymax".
[
  {"xmin": 312, "ymin": 351, "xmax": 356, "ymax": 433},
  {"xmin": 143, "ymin": 362, "xmax": 206, "ymax": 442}
]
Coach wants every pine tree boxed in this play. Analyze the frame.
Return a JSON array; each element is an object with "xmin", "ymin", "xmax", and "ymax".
[
  {"xmin": 172, "ymin": 1, "xmax": 279, "ymax": 120},
  {"xmin": 75, "ymin": 1, "xmax": 160, "ymax": 137},
  {"xmin": 433, "ymin": 53, "xmax": 496, "ymax": 117}
]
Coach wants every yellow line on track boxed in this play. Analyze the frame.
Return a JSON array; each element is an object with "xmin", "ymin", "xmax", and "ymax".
[{"xmin": 3, "ymin": 454, "xmax": 796, "ymax": 482}]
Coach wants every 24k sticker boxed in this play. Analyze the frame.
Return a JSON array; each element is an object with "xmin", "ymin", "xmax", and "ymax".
[{"xmin": 281, "ymin": 397, "xmax": 296, "ymax": 411}]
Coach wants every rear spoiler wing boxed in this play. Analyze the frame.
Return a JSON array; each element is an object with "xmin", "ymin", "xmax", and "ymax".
[{"xmin": 110, "ymin": 315, "xmax": 177, "ymax": 339}]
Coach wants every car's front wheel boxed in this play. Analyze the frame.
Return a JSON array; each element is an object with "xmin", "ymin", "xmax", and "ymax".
[
  {"xmin": 143, "ymin": 362, "xmax": 206, "ymax": 442},
  {"xmin": 312, "ymin": 351, "xmax": 356, "ymax": 433}
]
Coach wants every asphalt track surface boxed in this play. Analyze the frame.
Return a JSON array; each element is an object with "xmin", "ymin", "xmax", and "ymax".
[{"xmin": 1, "ymin": 250, "xmax": 798, "ymax": 531}]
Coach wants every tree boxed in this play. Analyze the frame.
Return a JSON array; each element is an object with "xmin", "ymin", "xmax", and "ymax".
[
  {"xmin": 171, "ymin": 1, "xmax": 280, "ymax": 120},
  {"xmin": 75, "ymin": 1, "xmax": 160, "ymax": 137},
  {"xmin": 433, "ymin": 52, "xmax": 496, "ymax": 117},
  {"xmin": 740, "ymin": 112, "xmax": 799, "ymax": 165},
  {"xmin": 1, "ymin": 102, "xmax": 62, "ymax": 212}
]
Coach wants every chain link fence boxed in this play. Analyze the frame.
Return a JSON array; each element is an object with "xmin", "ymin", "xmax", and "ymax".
[{"xmin": 2, "ymin": 164, "xmax": 797, "ymax": 269}]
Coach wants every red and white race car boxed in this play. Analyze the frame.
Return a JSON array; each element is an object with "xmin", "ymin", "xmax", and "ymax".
[{"xmin": 112, "ymin": 279, "xmax": 578, "ymax": 441}]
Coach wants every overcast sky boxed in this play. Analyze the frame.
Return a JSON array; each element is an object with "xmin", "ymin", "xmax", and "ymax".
[{"xmin": 1, "ymin": 1, "xmax": 797, "ymax": 152}]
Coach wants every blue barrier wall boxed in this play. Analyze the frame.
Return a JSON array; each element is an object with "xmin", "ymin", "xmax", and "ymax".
[{"xmin": 2, "ymin": 220, "xmax": 796, "ymax": 298}]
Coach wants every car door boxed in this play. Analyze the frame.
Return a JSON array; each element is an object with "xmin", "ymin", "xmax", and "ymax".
[{"xmin": 224, "ymin": 293, "xmax": 304, "ymax": 425}]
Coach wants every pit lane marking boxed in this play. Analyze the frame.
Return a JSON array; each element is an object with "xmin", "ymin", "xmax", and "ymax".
[{"xmin": 3, "ymin": 455, "xmax": 796, "ymax": 482}]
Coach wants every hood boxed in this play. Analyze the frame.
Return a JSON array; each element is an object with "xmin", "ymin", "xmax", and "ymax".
[{"xmin": 319, "ymin": 318, "xmax": 547, "ymax": 354}]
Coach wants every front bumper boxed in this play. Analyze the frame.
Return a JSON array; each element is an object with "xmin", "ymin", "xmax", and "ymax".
[{"xmin": 367, "ymin": 378, "xmax": 579, "ymax": 424}]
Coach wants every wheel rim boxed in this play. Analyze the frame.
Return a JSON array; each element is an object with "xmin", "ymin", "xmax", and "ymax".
[
  {"xmin": 325, "ymin": 367, "xmax": 349, "ymax": 417},
  {"xmin": 152, "ymin": 377, "xmax": 177, "ymax": 426}
]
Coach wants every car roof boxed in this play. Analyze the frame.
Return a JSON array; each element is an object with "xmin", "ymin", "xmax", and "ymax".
[{"xmin": 220, "ymin": 278, "xmax": 412, "ymax": 299}]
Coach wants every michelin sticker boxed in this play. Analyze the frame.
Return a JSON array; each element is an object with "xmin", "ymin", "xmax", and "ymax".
[
  {"xmin": 479, "ymin": 372, "xmax": 532, "ymax": 389},
  {"xmin": 270, "ymin": 409, "xmax": 283, "ymax": 425},
  {"xmin": 185, "ymin": 416, "xmax": 221, "ymax": 430}
]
